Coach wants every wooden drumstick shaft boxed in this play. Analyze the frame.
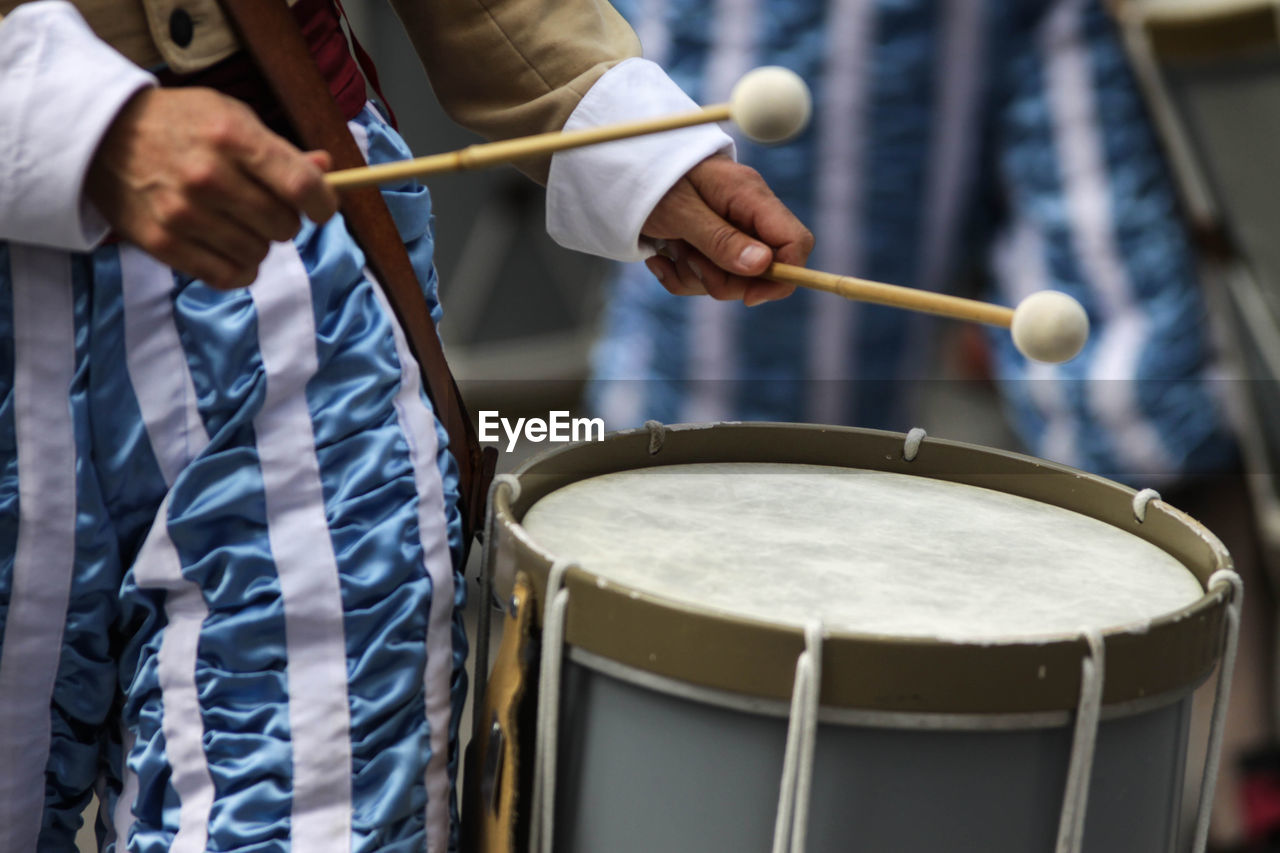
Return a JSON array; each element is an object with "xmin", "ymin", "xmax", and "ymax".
[
  {"xmin": 325, "ymin": 104, "xmax": 733, "ymax": 191},
  {"xmin": 766, "ymin": 262, "xmax": 1015, "ymax": 328}
]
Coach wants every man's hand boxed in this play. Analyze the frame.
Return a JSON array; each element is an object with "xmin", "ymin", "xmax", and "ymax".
[
  {"xmin": 641, "ymin": 154, "xmax": 813, "ymax": 307},
  {"xmin": 86, "ymin": 87, "xmax": 339, "ymax": 289}
]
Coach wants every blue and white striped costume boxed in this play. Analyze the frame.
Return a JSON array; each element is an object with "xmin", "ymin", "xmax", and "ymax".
[
  {"xmin": 0, "ymin": 108, "xmax": 467, "ymax": 852},
  {"xmin": 591, "ymin": 0, "xmax": 1238, "ymax": 484}
]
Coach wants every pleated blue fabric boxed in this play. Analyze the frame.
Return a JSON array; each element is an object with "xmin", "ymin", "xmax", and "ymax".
[
  {"xmin": 589, "ymin": 0, "xmax": 1238, "ymax": 485},
  {"xmin": 0, "ymin": 105, "xmax": 466, "ymax": 853}
]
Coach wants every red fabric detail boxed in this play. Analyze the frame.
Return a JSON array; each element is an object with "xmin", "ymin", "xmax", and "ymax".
[
  {"xmin": 1243, "ymin": 770, "xmax": 1280, "ymax": 841},
  {"xmin": 294, "ymin": 0, "xmax": 368, "ymax": 124},
  {"xmin": 330, "ymin": 0, "xmax": 398, "ymax": 129}
]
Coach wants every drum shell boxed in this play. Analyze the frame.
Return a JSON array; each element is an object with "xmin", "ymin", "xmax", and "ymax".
[{"xmin": 553, "ymin": 651, "xmax": 1196, "ymax": 853}]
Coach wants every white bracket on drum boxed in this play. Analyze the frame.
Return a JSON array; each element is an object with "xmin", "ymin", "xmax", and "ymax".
[
  {"xmin": 644, "ymin": 419, "xmax": 668, "ymax": 456},
  {"xmin": 902, "ymin": 428, "xmax": 927, "ymax": 462},
  {"xmin": 1131, "ymin": 488, "xmax": 1161, "ymax": 523},
  {"xmin": 1055, "ymin": 630, "xmax": 1105, "ymax": 853},
  {"xmin": 532, "ymin": 558, "xmax": 575, "ymax": 853},
  {"xmin": 772, "ymin": 620, "xmax": 825, "ymax": 853},
  {"xmin": 474, "ymin": 473, "xmax": 523, "ymax": 739},
  {"xmin": 1192, "ymin": 569, "xmax": 1244, "ymax": 853}
]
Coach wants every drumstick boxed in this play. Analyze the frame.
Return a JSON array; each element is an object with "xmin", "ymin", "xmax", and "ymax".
[
  {"xmin": 765, "ymin": 262, "xmax": 1090, "ymax": 363},
  {"xmin": 325, "ymin": 67, "xmax": 811, "ymax": 191}
]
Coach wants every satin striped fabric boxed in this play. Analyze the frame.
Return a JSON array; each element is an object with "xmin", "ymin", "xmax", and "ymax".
[
  {"xmin": 0, "ymin": 243, "xmax": 104, "ymax": 852},
  {"xmin": 589, "ymin": 0, "xmax": 1237, "ymax": 485},
  {"xmin": 0, "ymin": 106, "xmax": 466, "ymax": 853}
]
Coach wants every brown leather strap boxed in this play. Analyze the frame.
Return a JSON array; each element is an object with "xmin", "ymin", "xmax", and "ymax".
[{"xmin": 216, "ymin": 0, "xmax": 495, "ymax": 546}]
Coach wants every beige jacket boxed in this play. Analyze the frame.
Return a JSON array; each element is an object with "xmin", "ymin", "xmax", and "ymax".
[{"xmin": 0, "ymin": 0, "xmax": 641, "ymax": 181}]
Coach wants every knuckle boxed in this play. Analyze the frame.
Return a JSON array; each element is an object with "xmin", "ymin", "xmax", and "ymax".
[
  {"xmin": 154, "ymin": 196, "xmax": 195, "ymax": 230},
  {"xmin": 145, "ymin": 227, "xmax": 179, "ymax": 257},
  {"xmin": 283, "ymin": 169, "xmax": 323, "ymax": 208},
  {"xmin": 709, "ymin": 224, "xmax": 740, "ymax": 258},
  {"xmin": 203, "ymin": 100, "xmax": 252, "ymax": 149},
  {"xmin": 267, "ymin": 164, "xmax": 300, "ymax": 201},
  {"xmin": 183, "ymin": 160, "xmax": 220, "ymax": 192},
  {"xmin": 281, "ymin": 176, "xmax": 309, "ymax": 208},
  {"xmin": 204, "ymin": 115, "xmax": 240, "ymax": 149}
]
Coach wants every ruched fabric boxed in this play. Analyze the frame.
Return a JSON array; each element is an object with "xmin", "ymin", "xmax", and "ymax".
[
  {"xmin": 0, "ymin": 105, "xmax": 467, "ymax": 852},
  {"xmin": 0, "ymin": 245, "xmax": 125, "ymax": 852}
]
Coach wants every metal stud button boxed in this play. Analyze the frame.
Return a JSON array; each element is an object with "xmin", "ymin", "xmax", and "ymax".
[{"xmin": 169, "ymin": 8, "xmax": 194, "ymax": 48}]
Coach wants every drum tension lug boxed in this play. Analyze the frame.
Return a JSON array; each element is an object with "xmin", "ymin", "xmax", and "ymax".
[
  {"xmin": 1132, "ymin": 488, "xmax": 1161, "ymax": 523},
  {"xmin": 644, "ymin": 419, "xmax": 668, "ymax": 455},
  {"xmin": 902, "ymin": 427, "xmax": 927, "ymax": 462}
]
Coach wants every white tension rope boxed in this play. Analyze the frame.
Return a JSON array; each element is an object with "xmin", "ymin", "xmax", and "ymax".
[
  {"xmin": 531, "ymin": 559, "xmax": 573, "ymax": 853},
  {"xmin": 772, "ymin": 620, "xmax": 825, "ymax": 853}
]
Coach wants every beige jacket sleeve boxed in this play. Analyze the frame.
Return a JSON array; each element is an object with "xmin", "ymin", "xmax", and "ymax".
[{"xmin": 387, "ymin": 0, "xmax": 642, "ymax": 182}]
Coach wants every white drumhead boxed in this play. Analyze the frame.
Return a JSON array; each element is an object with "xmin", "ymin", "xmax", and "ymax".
[{"xmin": 520, "ymin": 463, "xmax": 1204, "ymax": 641}]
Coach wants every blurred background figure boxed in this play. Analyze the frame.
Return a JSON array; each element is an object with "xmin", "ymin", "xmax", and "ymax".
[
  {"xmin": 587, "ymin": 0, "xmax": 1271, "ymax": 848},
  {"xmin": 590, "ymin": 0, "xmax": 1235, "ymax": 485}
]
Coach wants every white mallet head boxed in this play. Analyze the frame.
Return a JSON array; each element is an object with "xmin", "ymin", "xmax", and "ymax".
[
  {"xmin": 729, "ymin": 67, "xmax": 812, "ymax": 144},
  {"xmin": 1011, "ymin": 291, "xmax": 1090, "ymax": 363}
]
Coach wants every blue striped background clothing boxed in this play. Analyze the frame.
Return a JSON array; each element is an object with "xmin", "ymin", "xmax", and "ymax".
[
  {"xmin": 0, "ymin": 106, "xmax": 466, "ymax": 853},
  {"xmin": 590, "ymin": 0, "xmax": 1238, "ymax": 485}
]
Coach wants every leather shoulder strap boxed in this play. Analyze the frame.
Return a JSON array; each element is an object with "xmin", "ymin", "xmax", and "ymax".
[{"xmin": 216, "ymin": 0, "xmax": 495, "ymax": 547}]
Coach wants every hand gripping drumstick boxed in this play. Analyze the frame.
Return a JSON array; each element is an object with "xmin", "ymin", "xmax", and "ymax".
[
  {"xmin": 324, "ymin": 67, "xmax": 813, "ymax": 191},
  {"xmin": 767, "ymin": 262, "xmax": 1090, "ymax": 363}
]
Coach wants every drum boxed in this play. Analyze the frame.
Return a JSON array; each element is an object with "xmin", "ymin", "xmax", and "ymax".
[{"xmin": 474, "ymin": 423, "xmax": 1241, "ymax": 853}]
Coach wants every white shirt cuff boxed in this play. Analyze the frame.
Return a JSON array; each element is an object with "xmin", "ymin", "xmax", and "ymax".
[
  {"xmin": 546, "ymin": 57, "xmax": 734, "ymax": 262},
  {"xmin": 0, "ymin": 1, "xmax": 155, "ymax": 250}
]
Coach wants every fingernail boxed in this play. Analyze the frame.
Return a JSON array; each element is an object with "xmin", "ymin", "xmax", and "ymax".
[
  {"xmin": 744, "ymin": 293, "xmax": 765, "ymax": 308},
  {"xmin": 738, "ymin": 245, "xmax": 769, "ymax": 270},
  {"xmin": 688, "ymin": 258, "xmax": 704, "ymax": 282},
  {"xmin": 647, "ymin": 262, "xmax": 665, "ymax": 283}
]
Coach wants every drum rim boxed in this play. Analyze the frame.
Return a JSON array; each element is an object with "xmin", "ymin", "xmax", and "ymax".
[{"xmin": 492, "ymin": 422, "xmax": 1233, "ymax": 714}]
